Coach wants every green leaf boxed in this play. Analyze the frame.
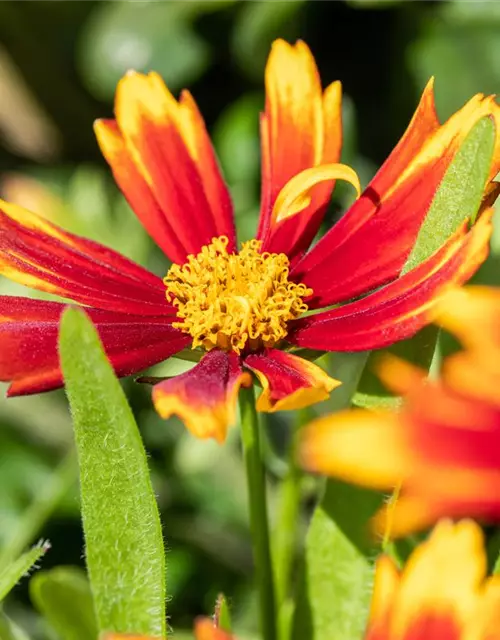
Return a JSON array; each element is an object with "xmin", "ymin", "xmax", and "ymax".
[
  {"xmin": 292, "ymin": 482, "xmax": 382, "ymax": 640},
  {"xmin": 214, "ymin": 594, "xmax": 232, "ymax": 633},
  {"xmin": 0, "ymin": 542, "xmax": 50, "ymax": 602},
  {"xmin": 59, "ymin": 307, "xmax": 166, "ymax": 636},
  {"xmin": 30, "ymin": 567, "xmax": 98, "ymax": 640}
]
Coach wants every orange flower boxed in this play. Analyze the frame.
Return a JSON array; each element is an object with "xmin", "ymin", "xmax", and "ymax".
[
  {"xmin": 366, "ymin": 520, "xmax": 500, "ymax": 640},
  {"xmin": 0, "ymin": 41, "xmax": 499, "ymax": 441},
  {"xmin": 301, "ymin": 286, "xmax": 500, "ymax": 537}
]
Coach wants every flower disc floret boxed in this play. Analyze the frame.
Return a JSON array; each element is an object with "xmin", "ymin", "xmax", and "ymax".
[{"xmin": 164, "ymin": 236, "xmax": 312, "ymax": 353}]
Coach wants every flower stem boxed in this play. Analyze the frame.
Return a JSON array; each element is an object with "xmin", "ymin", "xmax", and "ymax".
[{"xmin": 239, "ymin": 385, "xmax": 277, "ymax": 640}]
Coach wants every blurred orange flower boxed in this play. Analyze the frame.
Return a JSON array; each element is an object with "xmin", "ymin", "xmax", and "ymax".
[
  {"xmin": 365, "ymin": 520, "xmax": 500, "ymax": 640},
  {"xmin": 301, "ymin": 286, "xmax": 500, "ymax": 537}
]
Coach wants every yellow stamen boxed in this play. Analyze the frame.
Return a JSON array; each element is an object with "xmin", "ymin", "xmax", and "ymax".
[{"xmin": 164, "ymin": 236, "xmax": 313, "ymax": 354}]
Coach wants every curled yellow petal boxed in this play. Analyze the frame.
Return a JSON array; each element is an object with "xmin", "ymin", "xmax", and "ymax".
[{"xmin": 272, "ymin": 163, "xmax": 361, "ymax": 224}]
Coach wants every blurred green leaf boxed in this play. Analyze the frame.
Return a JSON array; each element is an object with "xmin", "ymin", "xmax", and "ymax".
[
  {"xmin": 410, "ymin": 6, "xmax": 500, "ymax": 119},
  {"xmin": 347, "ymin": 0, "xmax": 402, "ymax": 7},
  {"xmin": 446, "ymin": 0, "xmax": 500, "ymax": 24},
  {"xmin": 30, "ymin": 567, "xmax": 98, "ymax": 640},
  {"xmin": 231, "ymin": 1, "xmax": 305, "ymax": 80},
  {"xmin": 0, "ymin": 543, "xmax": 50, "ymax": 602},
  {"xmin": 0, "ymin": 611, "xmax": 31, "ymax": 640},
  {"xmin": 0, "ymin": 453, "xmax": 76, "ymax": 574},
  {"xmin": 79, "ymin": 1, "xmax": 214, "ymax": 101},
  {"xmin": 59, "ymin": 308, "xmax": 166, "ymax": 636},
  {"xmin": 213, "ymin": 94, "xmax": 261, "ymax": 185}
]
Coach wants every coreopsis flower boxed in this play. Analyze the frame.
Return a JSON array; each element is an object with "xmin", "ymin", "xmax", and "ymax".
[
  {"xmin": 366, "ymin": 519, "xmax": 500, "ymax": 640},
  {"xmin": 300, "ymin": 286, "xmax": 500, "ymax": 537},
  {"xmin": 1, "ymin": 40, "xmax": 499, "ymax": 442}
]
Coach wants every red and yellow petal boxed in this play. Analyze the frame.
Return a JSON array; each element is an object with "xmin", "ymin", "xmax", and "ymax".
[
  {"xmin": 288, "ymin": 209, "xmax": 492, "ymax": 352},
  {"xmin": 365, "ymin": 520, "xmax": 487, "ymax": 640},
  {"xmin": 0, "ymin": 297, "xmax": 189, "ymax": 396},
  {"xmin": 243, "ymin": 349, "xmax": 339, "ymax": 412},
  {"xmin": 257, "ymin": 39, "xmax": 343, "ymax": 259},
  {"xmin": 292, "ymin": 82, "xmax": 500, "ymax": 307},
  {"xmin": 152, "ymin": 350, "xmax": 252, "ymax": 443},
  {"xmin": 0, "ymin": 199, "xmax": 172, "ymax": 315},
  {"xmin": 261, "ymin": 163, "xmax": 361, "ymax": 260},
  {"xmin": 96, "ymin": 72, "xmax": 235, "ymax": 265}
]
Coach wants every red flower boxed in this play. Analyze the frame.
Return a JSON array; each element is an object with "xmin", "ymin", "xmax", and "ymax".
[
  {"xmin": 366, "ymin": 520, "xmax": 500, "ymax": 640},
  {"xmin": 1, "ymin": 40, "xmax": 499, "ymax": 441},
  {"xmin": 300, "ymin": 286, "xmax": 500, "ymax": 537}
]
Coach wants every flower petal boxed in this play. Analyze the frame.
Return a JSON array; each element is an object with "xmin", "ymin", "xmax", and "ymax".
[
  {"xmin": 0, "ymin": 199, "xmax": 172, "ymax": 315},
  {"xmin": 152, "ymin": 350, "xmax": 251, "ymax": 443},
  {"xmin": 300, "ymin": 409, "xmax": 409, "ymax": 489},
  {"xmin": 243, "ymin": 349, "xmax": 339, "ymax": 412},
  {"xmin": 261, "ymin": 163, "xmax": 361, "ymax": 259},
  {"xmin": 288, "ymin": 210, "xmax": 492, "ymax": 352},
  {"xmin": 435, "ymin": 285, "xmax": 500, "ymax": 354},
  {"xmin": 257, "ymin": 39, "xmax": 343, "ymax": 258},
  {"xmin": 0, "ymin": 297, "xmax": 189, "ymax": 396},
  {"xmin": 292, "ymin": 81, "xmax": 500, "ymax": 307},
  {"xmin": 96, "ymin": 71, "xmax": 235, "ymax": 264}
]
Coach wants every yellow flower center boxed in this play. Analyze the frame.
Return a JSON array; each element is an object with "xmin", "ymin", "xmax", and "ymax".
[{"xmin": 164, "ymin": 236, "xmax": 313, "ymax": 354}]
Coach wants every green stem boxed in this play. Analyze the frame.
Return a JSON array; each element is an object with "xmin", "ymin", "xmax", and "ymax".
[
  {"xmin": 239, "ymin": 386, "xmax": 277, "ymax": 640},
  {"xmin": 273, "ymin": 408, "xmax": 311, "ymax": 607}
]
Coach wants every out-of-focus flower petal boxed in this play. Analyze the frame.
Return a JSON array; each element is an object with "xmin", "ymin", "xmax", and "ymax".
[
  {"xmin": 300, "ymin": 408, "xmax": 409, "ymax": 489},
  {"xmin": 194, "ymin": 618, "xmax": 236, "ymax": 640},
  {"xmin": 365, "ymin": 520, "xmax": 498, "ymax": 640},
  {"xmin": 288, "ymin": 210, "xmax": 492, "ymax": 351},
  {"xmin": 292, "ymin": 81, "xmax": 500, "ymax": 308},
  {"xmin": 299, "ymin": 291, "xmax": 500, "ymax": 538},
  {"xmin": 0, "ymin": 199, "xmax": 172, "ymax": 315},
  {"xmin": 257, "ymin": 39, "xmax": 343, "ymax": 259},
  {"xmin": 0, "ymin": 297, "xmax": 189, "ymax": 396},
  {"xmin": 152, "ymin": 350, "xmax": 251, "ymax": 443},
  {"xmin": 96, "ymin": 72, "xmax": 235, "ymax": 264},
  {"xmin": 435, "ymin": 286, "xmax": 500, "ymax": 355},
  {"xmin": 243, "ymin": 349, "xmax": 339, "ymax": 412}
]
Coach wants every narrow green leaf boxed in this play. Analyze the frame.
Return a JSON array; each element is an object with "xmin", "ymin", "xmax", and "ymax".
[
  {"xmin": 59, "ymin": 307, "xmax": 166, "ymax": 636},
  {"xmin": 30, "ymin": 567, "xmax": 98, "ymax": 640},
  {"xmin": 0, "ymin": 542, "xmax": 50, "ymax": 602},
  {"xmin": 214, "ymin": 594, "xmax": 232, "ymax": 633},
  {"xmin": 294, "ymin": 115, "xmax": 496, "ymax": 639}
]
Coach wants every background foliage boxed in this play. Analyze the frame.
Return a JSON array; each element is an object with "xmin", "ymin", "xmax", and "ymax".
[{"xmin": 1, "ymin": 1, "xmax": 500, "ymax": 638}]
